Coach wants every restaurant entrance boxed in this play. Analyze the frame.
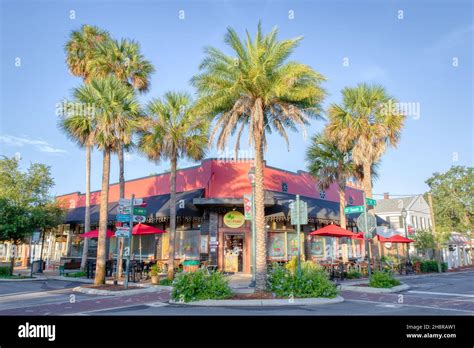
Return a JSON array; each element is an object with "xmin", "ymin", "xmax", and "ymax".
[{"xmin": 223, "ymin": 234, "xmax": 244, "ymax": 273}]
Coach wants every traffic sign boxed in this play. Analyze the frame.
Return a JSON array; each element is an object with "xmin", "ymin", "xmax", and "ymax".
[
  {"xmin": 118, "ymin": 205, "xmax": 131, "ymax": 214},
  {"xmin": 344, "ymin": 206, "xmax": 364, "ymax": 214},
  {"xmin": 119, "ymin": 198, "xmax": 144, "ymax": 206},
  {"xmin": 115, "ymin": 228, "xmax": 130, "ymax": 238},
  {"xmin": 365, "ymin": 198, "xmax": 377, "ymax": 206},
  {"xmin": 133, "ymin": 215, "xmax": 146, "ymax": 223},
  {"xmin": 357, "ymin": 212, "xmax": 377, "ymax": 237},
  {"xmin": 133, "ymin": 207, "xmax": 147, "ymax": 216},
  {"xmin": 116, "ymin": 214, "xmax": 131, "ymax": 222}
]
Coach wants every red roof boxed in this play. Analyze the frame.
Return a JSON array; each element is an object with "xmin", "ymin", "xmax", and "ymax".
[{"xmin": 310, "ymin": 225, "xmax": 355, "ymax": 238}]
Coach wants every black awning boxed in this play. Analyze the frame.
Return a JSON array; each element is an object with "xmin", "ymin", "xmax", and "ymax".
[{"xmin": 65, "ymin": 189, "xmax": 204, "ymax": 224}]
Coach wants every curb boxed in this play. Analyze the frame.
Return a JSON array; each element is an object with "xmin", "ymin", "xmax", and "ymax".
[
  {"xmin": 340, "ymin": 283, "xmax": 410, "ymax": 293},
  {"xmin": 73, "ymin": 283, "xmax": 172, "ymax": 296},
  {"xmin": 47, "ymin": 276, "xmax": 94, "ymax": 283},
  {"xmin": 0, "ymin": 276, "xmax": 47, "ymax": 282},
  {"xmin": 169, "ymin": 295, "xmax": 344, "ymax": 306}
]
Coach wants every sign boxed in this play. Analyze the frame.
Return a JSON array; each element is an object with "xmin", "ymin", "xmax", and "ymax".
[
  {"xmin": 344, "ymin": 206, "xmax": 365, "ymax": 214},
  {"xmin": 365, "ymin": 198, "xmax": 377, "ymax": 206},
  {"xmin": 290, "ymin": 200, "xmax": 308, "ymax": 225},
  {"xmin": 133, "ymin": 215, "xmax": 146, "ymax": 223},
  {"xmin": 357, "ymin": 212, "xmax": 377, "ymax": 237},
  {"xmin": 133, "ymin": 207, "xmax": 147, "ymax": 216},
  {"xmin": 384, "ymin": 242, "xmax": 392, "ymax": 249},
  {"xmin": 119, "ymin": 198, "xmax": 143, "ymax": 206},
  {"xmin": 116, "ymin": 214, "xmax": 131, "ymax": 222},
  {"xmin": 118, "ymin": 205, "xmax": 131, "ymax": 214},
  {"xmin": 243, "ymin": 195, "xmax": 252, "ymax": 220},
  {"xmin": 407, "ymin": 225, "xmax": 415, "ymax": 235},
  {"xmin": 115, "ymin": 228, "xmax": 130, "ymax": 238},
  {"xmin": 223, "ymin": 211, "xmax": 245, "ymax": 228}
]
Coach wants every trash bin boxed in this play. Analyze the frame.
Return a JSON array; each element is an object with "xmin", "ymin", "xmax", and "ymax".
[
  {"xmin": 32, "ymin": 260, "xmax": 42, "ymax": 273},
  {"xmin": 182, "ymin": 260, "xmax": 200, "ymax": 273}
]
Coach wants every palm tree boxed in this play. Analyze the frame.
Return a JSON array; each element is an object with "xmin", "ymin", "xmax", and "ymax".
[
  {"xmin": 325, "ymin": 83, "xmax": 405, "ymax": 199},
  {"xmin": 58, "ymin": 112, "xmax": 94, "ymax": 271},
  {"xmin": 306, "ymin": 133, "xmax": 379, "ymax": 229},
  {"xmin": 72, "ymin": 76, "xmax": 140, "ymax": 285},
  {"xmin": 192, "ymin": 23, "xmax": 326, "ymax": 289},
  {"xmin": 137, "ymin": 92, "xmax": 208, "ymax": 280},
  {"xmin": 87, "ymin": 37, "xmax": 155, "ymax": 278},
  {"xmin": 64, "ymin": 25, "xmax": 109, "ymax": 270}
]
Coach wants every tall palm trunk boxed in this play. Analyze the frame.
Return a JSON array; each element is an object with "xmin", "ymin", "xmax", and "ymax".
[
  {"xmin": 167, "ymin": 154, "xmax": 177, "ymax": 280},
  {"xmin": 80, "ymin": 143, "xmax": 91, "ymax": 271},
  {"xmin": 362, "ymin": 162, "xmax": 373, "ymax": 199},
  {"xmin": 338, "ymin": 186, "xmax": 347, "ymax": 230},
  {"xmin": 116, "ymin": 144, "xmax": 125, "ymax": 278},
  {"xmin": 94, "ymin": 149, "xmax": 111, "ymax": 285},
  {"xmin": 254, "ymin": 137, "xmax": 267, "ymax": 290}
]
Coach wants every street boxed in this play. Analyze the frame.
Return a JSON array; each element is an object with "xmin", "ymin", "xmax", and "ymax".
[{"xmin": 0, "ymin": 271, "xmax": 472, "ymax": 316}]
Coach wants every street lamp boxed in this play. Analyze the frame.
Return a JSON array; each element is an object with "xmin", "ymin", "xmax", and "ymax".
[
  {"xmin": 248, "ymin": 166, "xmax": 256, "ymax": 288},
  {"xmin": 401, "ymin": 208, "xmax": 410, "ymax": 273}
]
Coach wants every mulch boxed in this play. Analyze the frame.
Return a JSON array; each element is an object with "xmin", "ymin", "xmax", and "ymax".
[
  {"xmin": 231, "ymin": 291, "xmax": 277, "ymax": 300},
  {"xmin": 82, "ymin": 284, "xmax": 140, "ymax": 291}
]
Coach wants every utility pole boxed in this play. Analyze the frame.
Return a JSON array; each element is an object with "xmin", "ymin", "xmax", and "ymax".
[
  {"xmin": 428, "ymin": 192, "xmax": 442, "ymax": 272},
  {"xmin": 124, "ymin": 194, "xmax": 134, "ymax": 289},
  {"xmin": 363, "ymin": 192, "xmax": 372, "ymax": 278},
  {"xmin": 296, "ymin": 195, "xmax": 301, "ymax": 277}
]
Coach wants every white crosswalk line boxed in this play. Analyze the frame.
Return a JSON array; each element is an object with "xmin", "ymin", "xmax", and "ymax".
[{"xmin": 407, "ymin": 290, "xmax": 474, "ymax": 298}]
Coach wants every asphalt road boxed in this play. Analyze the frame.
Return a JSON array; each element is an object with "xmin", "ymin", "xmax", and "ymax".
[{"xmin": 0, "ymin": 271, "xmax": 472, "ymax": 316}]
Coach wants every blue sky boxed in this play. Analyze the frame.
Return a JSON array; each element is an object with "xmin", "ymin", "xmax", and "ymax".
[{"xmin": 1, "ymin": 0, "xmax": 472, "ymax": 198}]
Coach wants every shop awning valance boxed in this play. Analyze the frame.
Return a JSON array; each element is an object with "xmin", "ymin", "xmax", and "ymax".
[{"xmin": 64, "ymin": 189, "xmax": 204, "ymax": 224}]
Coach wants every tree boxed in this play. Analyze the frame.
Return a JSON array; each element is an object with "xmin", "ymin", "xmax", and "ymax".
[
  {"xmin": 192, "ymin": 23, "xmax": 326, "ymax": 289},
  {"xmin": 137, "ymin": 91, "xmax": 208, "ymax": 280},
  {"xmin": 0, "ymin": 157, "xmax": 65, "ymax": 273},
  {"xmin": 306, "ymin": 133, "xmax": 366, "ymax": 229},
  {"xmin": 325, "ymin": 83, "xmax": 405, "ymax": 199},
  {"xmin": 72, "ymin": 76, "xmax": 140, "ymax": 284},
  {"xmin": 425, "ymin": 166, "xmax": 473, "ymax": 236},
  {"xmin": 64, "ymin": 24, "xmax": 110, "ymax": 271},
  {"xmin": 413, "ymin": 229, "xmax": 436, "ymax": 259}
]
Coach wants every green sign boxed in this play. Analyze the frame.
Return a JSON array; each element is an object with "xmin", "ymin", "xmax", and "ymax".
[
  {"xmin": 344, "ymin": 206, "xmax": 365, "ymax": 214},
  {"xmin": 133, "ymin": 207, "xmax": 147, "ymax": 216},
  {"xmin": 365, "ymin": 198, "xmax": 377, "ymax": 206}
]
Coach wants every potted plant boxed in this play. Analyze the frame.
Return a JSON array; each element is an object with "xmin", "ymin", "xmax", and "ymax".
[{"xmin": 150, "ymin": 264, "xmax": 160, "ymax": 285}]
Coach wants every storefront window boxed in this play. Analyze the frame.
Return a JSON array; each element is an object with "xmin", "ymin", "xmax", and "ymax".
[
  {"xmin": 310, "ymin": 237, "xmax": 324, "ymax": 258},
  {"xmin": 287, "ymin": 233, "xmax": 299, "ymax": 258},
  {"xmin": 131, "ymin": 234, "xmax": 156, "ymax": 260},
  {"xmin": 268, "ymin": 233, "xmax": 285, "ymax": 259},
  {"xmin": 175, "ymin": 230, "xmax": 200, "ymax": 260}
]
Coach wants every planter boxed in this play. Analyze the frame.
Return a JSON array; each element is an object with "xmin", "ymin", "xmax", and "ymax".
[
  {"xmin": 183, "ymin": 260, "xmax": 200, "ymax": 273},
  {"xmin": 151, "ymin": 275, "xmax": 160, "ymax": 285}
]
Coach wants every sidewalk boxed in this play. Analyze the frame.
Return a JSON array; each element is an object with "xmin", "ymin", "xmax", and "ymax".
[{"xmin": 226, "ymin": 273, "xmax": 254, "ymax": 294}]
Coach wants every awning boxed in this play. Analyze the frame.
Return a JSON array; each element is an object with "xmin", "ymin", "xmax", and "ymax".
[{"xmin": 64, "ymin": 189, "xmax": 204, "ymax": 224}]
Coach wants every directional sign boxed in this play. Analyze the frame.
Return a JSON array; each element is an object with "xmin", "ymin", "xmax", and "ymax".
[
  {"xmin": 344, "ymin": 206, "xmax": 365, "ymax": 214},
  {"xmin": 133, "ymin": 207, "xmax": 147, "ymax": 216},
  {"xmin": 119, "ymin": 198, "xmax": 143, "ymax": 206},
  {"xmin": 116, "ymin": 214, "xmax": 131, "ymax": 222},
  {"xmin": 357, "ymin": 212, "xmax": 377, "ymax": 238},
  {"xmin": 365, "ymin": 198, "xmax": 377, "ymax": 206},
  {"xmin": 290, "ymin": 200, "xmax": 308, "ymax": 225},
  {"xmin": 115, "ymin": 228, "xmax": 130, "ymax": 238},
  {"xmin": 133, "ymin": 215, "xmax": 146, "ymax": 223},
  {"xmin": 118, "ymin": 205, "xmax": 131, "ymax": 214}
]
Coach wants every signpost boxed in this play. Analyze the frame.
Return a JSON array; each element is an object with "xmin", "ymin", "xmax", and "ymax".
[
  {"xmin": 116, "ymin": 214, "xmax": 131, "ymax": 222},
  {"xmin": 290, "ymin": 196, "xmax": 308, "ymax": 276},
  {"xmin": 344, "ymin": 206, "xmax": 364, "ymax": 214},
  {"xmin": 365, "ymin": 198, "xmax": 377, "ymax": 206}
]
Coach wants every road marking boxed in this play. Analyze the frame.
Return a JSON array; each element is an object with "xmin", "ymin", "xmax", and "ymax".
[
  {"xmin": 407, "ymin": 291, "xmax": 474, "ymax": 298},
  {"xmin": 346, "ymin": 299, "xmax": 474, "ymax": 314},
  {"xmin": 76, "ymin": 302, "xmax": 168, "ymax": 315}
]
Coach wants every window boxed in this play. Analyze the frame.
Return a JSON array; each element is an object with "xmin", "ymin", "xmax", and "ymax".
[
  {"xmin": 175, "ymin": 230, "xmax": 200, "ymax": 259},
  {"xmin": 267, "ymin": 232, "xmax": 303, "ymax": 260},
  {"xmin": 389, "ymin": 216, "xmax": 401, "ymax": 229},
  {"xmin": 319, "ymin": 190, "xmax": 326, "ymax": 199},
  {"xmin": 281, "ymin": 182, "xmax": 288, "ymax": 192},
  {"xmin": 348, "ymin": 196, "xmax": 354, "ymax": 205},
  {"xmin": 399, "ymin": 216, "xmax": 404, "ymax": 229}
]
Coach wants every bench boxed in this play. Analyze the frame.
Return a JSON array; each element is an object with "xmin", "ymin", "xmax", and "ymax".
[{"xmin": 59, "ymin": 259, "xmax": 81, "ymax": 276}]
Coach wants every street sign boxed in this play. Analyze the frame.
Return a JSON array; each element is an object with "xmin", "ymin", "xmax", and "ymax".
[
  {"xmin": 357, "ymin": 212, "xmax": 377, "ymax": 237},
  {"xmin": 365, "ymin": 198, "xmax": 377, "ymax": 206},
  {"xmin": 407, "ymin": 224, "xmax": 415, "ymax": 235},
  {"xmin": 115, "ymin": 228, "xmax": 130, "ymax": 238},
  {"xmin": 344, "ymin": 206, "xmax": 365, "ymax": 214},
  {"xmin": 133, "ymin": 215, "xmax": 146, "ymax": 223},
  {"xmin": 290, "ymin": 200, "xmax": 308, "ymax": 225},
  {"xmin": 116, "ymin": 214, "xmax": 131, "ymax": 222},
  {"xmin": 133, "ymin": 207, "xmax": 147, "ymax": 216},
  {"xmin": 243, "ymin": 194, "xmax": 252, "ymax": 220},
  {"xmin": 119, "ymin": 198, "xmax": 143, "ymax": 206},
  {"xmin": 118, "ymin": 205, "xmax": 131, "ymax": 214}
]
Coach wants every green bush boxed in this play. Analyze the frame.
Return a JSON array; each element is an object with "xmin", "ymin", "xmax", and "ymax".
[
  {"xmin": 267, "ymin": 263, "xmax": 338, "ymax": 298},
  {"xmin": 159, "ymin": 278, "xmax": 172, "ymax": 286},
  {"xmin": 65, "ymin": 271, "xmax": 86, "ymax": 278},
  {"xmin": 441, "ymin": 262, "xmax": 448, "ymax": 272},
  {"xmin": 346, "ymin": 270, "xmax": 362, "ymax": 279},
  {"xmin": 171, "ymin": 269, "xmax": 232, "ymax": 303},
  {"xmin": 0, "ymin": 266, "xmax": 11, "ymax": 276},
  {"xmin": 369, "ymin": 271, "xmax": 401, "ymax": 288},
  {"xmin": 420, "ymin": 260, "xmax": 439, "ymax": 273}
]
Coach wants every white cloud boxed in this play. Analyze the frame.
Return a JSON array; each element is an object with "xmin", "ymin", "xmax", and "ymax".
[{"xmin": 0, "ymin": 134, "xmax": 67, "ymax": 154}]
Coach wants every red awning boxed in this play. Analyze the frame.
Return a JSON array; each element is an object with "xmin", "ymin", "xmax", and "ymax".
[
  {"xmin": 388, "ymin": 234, "xmax": 415, "ymax": 243},
  {"xmin": 352, "ymin": 232, "xmax": 367, "ymax": 240},
  {"xmin": 310, "ymin": 225, "xmax": 355, "ymax": 238},
  {"xmin": 79, "ymin": 229, "xmax": 115, "ymax": 238},
  {"xmin": 132, "ymin": 223, "xmax": 166, "ymax": 235}
]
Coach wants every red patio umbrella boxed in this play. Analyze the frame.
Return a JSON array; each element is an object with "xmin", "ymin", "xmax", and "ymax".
[
  {"xmin": 388, "ymin": 234, "xmax": 415, "ymax": 243},
  {"xmin": 131, "ymin": 223, "xmax": 166, "ymax": 261},
  {"xmin": 352, "ymin": 232, "xmax": 368, "ymax": 240},
  {"xmin": 79, "ymin": 229, "xmax": 115, "ymax": 238},
  {"xmin": 310, "ymin": 224, "xmax": 355, "ymax": 237},
  {"xmin": 375, "ymin": 234, "xmax": 391, "ymax": 243}
]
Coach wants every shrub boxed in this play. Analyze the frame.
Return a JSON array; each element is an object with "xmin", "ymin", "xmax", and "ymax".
[
  {"xmin": 346, "ymin": 270, "xmax": 362, "ymax": 279},
  {"xmin": 159, "ymin": 278, "xmax": 172, "ymax": 286},
  {"xmin": 0, "ymin": 266, "xmax": 11, "ymax": 276},
  {"xmin": 171, "ymin": 269, "xmax": 232, "ymax": 303},
  {"xmin": 66, "ymin": 271, "xmax": 86, "ymax": 278},
  {"xmin": 441, "ymin": 262, "xmax": 448, "ymax": 272},
  {"xmin": 268, "ymin": 263, "xmax": 338, "ymax": 298},
  {"xmin": 420, "ymin": 260, "xmax": 439, "ymax": 273},
  {"xmin": 369, "ymin": 271, "xmax": 401, "ymax": 288}
]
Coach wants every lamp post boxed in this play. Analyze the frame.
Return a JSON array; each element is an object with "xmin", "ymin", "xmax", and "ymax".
[
  {"xmin": 248, "ymin": 167, "xmax": 256, "ymax": 288},
  {"xmin": 401, "ymin": 208, "xmax": 410, "ymax": 273}
]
